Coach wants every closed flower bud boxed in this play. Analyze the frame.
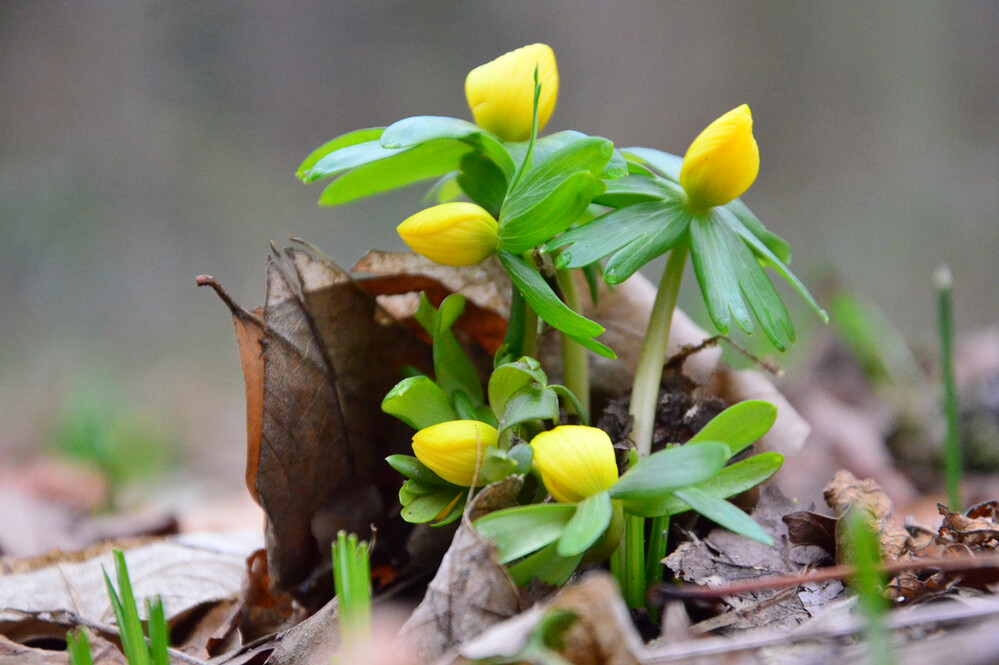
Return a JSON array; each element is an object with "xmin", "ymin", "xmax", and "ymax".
[
  {"xmin": 465, "ymin": 43, "xmax": 559, "ymax": 142},
  {"xmin": 412, "ymin": 420, "xmax": 499, "ymax": 487},
  {"xmin": 679, "ymin": 104, "xmax": 760, "ymax": 212},
  {"xmin": 531, "ymin": 426, "xmax": 618, "ymax": 504},
  {"xmin": 397, "ymin": 202, "xmax": 499, "ymax": 266}
]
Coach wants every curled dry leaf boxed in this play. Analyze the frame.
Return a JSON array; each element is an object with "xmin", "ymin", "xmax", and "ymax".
[
  {"xmin": 823, "ymin": 469, "xmax": 914, "ymax": 563},
  {"xmin": 201, "ymin": 244, "xmax": 435, "ymax": 603},
  {"xmin": 938, "ymin": 501, "xmax": 999, "ymax": 551},
  {"xmin": 397, "ymin": 477, "xmax": 524, "ymax": 665}
]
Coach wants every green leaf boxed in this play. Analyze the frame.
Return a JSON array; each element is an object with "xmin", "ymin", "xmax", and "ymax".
[
  {"xmin": 557, "ymin": 491, "xmax": 612, "ymax": 557},
  {"xmin": 549, "ymin": 384, "xmax": 588, "ymax": 425},
  {"xmin": 380, "ymin": 115, "xmax": 493, "ymax": 148},
  {"xmin": 318, "ymin": 139, "xmax": 471, "ymax": 206},
  {"xmin": 729, "ymin": 225, "xmax": 795, "ymax": 350},
  {"xmin": 509, "ymin": 540, "xmax": 583, "ymax": 587},
  {"xmin": 488, "ymin": 358, "xmax": 548, "ymax": 421},
  {"xmin": 689, "ymin": 213, "xmax": 753, "ymax": 335},
  {"xmin": 592, "ymin": 174, "xmax": 678, "ymax": 207},
  {"xmin": 401, "ymin": 488, "xmax": 463, "ymax": 523},
  {"xmin": 304, "ymin": 139, "xmax": 396, "ymax": 182},
  {"xmin": 720, "ymin": 206, "xmax": 828, "ymax": 323},
  {"xmin": 146, "ymin": 598, "xmax": 170, "ymax": 665},
  {"xmin": 296, "ymin": 127, "xmax": 385, "ymax": 181},
  {"xmin": 382, "ymin": 376, "xmax": 459, "ymax": 430},
  {"xmin": 688, "ymin": 400, "xmax": 778, "ymax": 457},
  {"xmin": 67, "ymin": 630, "xmax": 93, "ymax": 665},
  {"xmin": 423, "ymin": 172, "xmax": 462, "ymax": 204},
  {"xmin": 609, "ymin": 441, "xmax": 729, "ymax": 502},
  {"xmin": 387, "ymin": 455, "xmax": 453, "ymax": 484},
  {"xmin": 500, "ymin": 385, "xmax": 560, "ymax": 433},
  {"xmin": 457, "ymin": 152, "xmax": 508, "ymax": 216},
  {"xmin": 621, "ymin": 147, "xmax": 683, "ymax": 182},
  {"xmin": 726, "ymin": 198, "xmax": 791, "ymax": 265},
  {"xmin": 380, "ymin": 115, "xmax": 515, "ymax": 179},
  {"xmin": 474, "ymin": 503, "xmax": 577, "ymax": 563},
  {"xmin": 673, "ymin": 486, "xmax": 773, "ymax": 545},
  {"xmin": 499, "ymin": 137, "xmax": 614, "ymax": 252},
  {"xmin": 414, "ymin": 294, "xmax": 484, "ymax": 403},
  {"xmin": 548, "ymin": 199, "xmax": 689, "ymax": 276},
  {"xmin": 497, "ymin": 251, "xmax": 614, "ymax": 359},
  {"xmin": 105, "ymin": 550, "xmax": 151, "ymax": 665},
  {"xmin": 624, "ymin": 453, "xmax": 783, "ymax": 518},
  {"xmin": 499, "ymin": 171, "xmax": 605, "ymax": 253}
]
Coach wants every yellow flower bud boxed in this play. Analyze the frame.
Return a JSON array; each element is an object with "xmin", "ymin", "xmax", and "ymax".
[
  {"xmin": 531, "ymin": 426, "xmax": 618, "ymax": 504},
  {"xmin": 397, "ymin": 202, "xmax": 499, "ymax": 266},
  {"xmin": 679, "ymin": 104, "xmax": 760, "ymax": 212},
  {"xmin": 465, "ymin": 43, "xmax": 559, "ymax": 142},
  {"xmin": 412, "ymin": 420, "xmax": 499, "ymax": 487}
]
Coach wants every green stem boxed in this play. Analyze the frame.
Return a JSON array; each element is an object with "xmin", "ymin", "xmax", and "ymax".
[
  {"xmin": 629, "ymin": 243, "xmax": 689, "ymax": 458},
  {"xmin": 623, "ymin": 512, "xmax": 646, "ymax": 609},
  {"xmin": 936, "ymin": 266, "xmax": 962, "ymax": 512},
  {"xmin": 645, "ymin": 514, "xmax": 670, "ymax": 624},
  {"xmin": 556, "ymin": 268, "xmax": 590, "ymax": 419}
]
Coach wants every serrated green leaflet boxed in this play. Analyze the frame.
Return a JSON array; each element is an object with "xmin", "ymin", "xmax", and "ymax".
[
  {"xmin": 622, "ymin": 453, "xmax": 783, "ymax": 517},
  {"xmin": 688, "ymin": 400, "xmax": 778, "ymax": 457},
  {"xmin": 609, "ymin": 441, "xmax": 729, "ymax": 501},
  {"xmin": 497, "ymin": 251, "xmax": 614, "ymax": 359},
  {"xmin": 719, "ymin": 206, "xmax": 828, "ymax": 322},
  {"xmin": 621, "ymin": 147, "xmax": 683, "ymax": 182},
  {"xmin": 297, "ymin": 127, "xmax": 385, "ymax": 181},
  {"xmin": 488, "ymin": 358, "xmax": 547, "ymax": 421},
  {"xmin": 499, "ymin": 170, "xmax": 605, "ymax": 253},
  {"xmin": 509, "ymin": 540, "xmax": 583, "ymax": 587},
  {"xmin": 557, "ymin": 491, "xmax": 612, "ymax": 557},
  {"xmin": 382, "ymin": 376, "xmax": 458, "ymax": 430},
  {"xmin": 689, "ymin": 213, "xmax": 754, "ymax": 335},
  {"xmin": 673, "ymin": 486, "xmax": 773, "ymax": 545},
  {"xmin": 319, "ymin": 138, "xmax": 472, "ymax": 206},
  {"xmin": 547, "ymin": 199, "xmax": 689, "ymax": 274},
  {"xmin": 474, "ymin": 503, "xmax": 576, "ymax": 563}
]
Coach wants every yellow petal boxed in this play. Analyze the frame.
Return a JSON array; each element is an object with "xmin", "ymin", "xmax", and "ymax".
[
  {"xmin": 531, "ymin": 426, "xmax": 618, "ymax": 503},
  {"xmin": 679, "ymin": 104, "xmax": 760, "ymax": 212},
  {"xmin": 465, "ymin": 43, "xmax": 559, "ymax": 142},
  {"xmin": 412, "ymin": 420, "xmax": 499, "ymax": 487},
  {"xmin": 397, "ymin": 202, "xmax": 498, "ymax": 266}
]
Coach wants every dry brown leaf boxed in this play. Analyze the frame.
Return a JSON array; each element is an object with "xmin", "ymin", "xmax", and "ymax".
[
  {"xmin": 0, "ymin": 531, "xmax": 259, "ymax": 656},
  {"xmin": 202, "ymin": 245, "xmax": 435, "ymax": 603},
  {"xmin": 397, "ymin": 477, "xmax": 524, "ymax": 664},
  {"xmin": 823, "ymin": 470, "xmax": 914, "ymax": 563},
  {"xmin": 938, "ymin": 502, "xmax": 999, "ymax": 551},
  {"xmin": 664, "ymin": 486, "xmax": 841, "ymax": 633},
  {"xmin": 352, "ymin": 250, "xmax": 510, "ymax": 355}
]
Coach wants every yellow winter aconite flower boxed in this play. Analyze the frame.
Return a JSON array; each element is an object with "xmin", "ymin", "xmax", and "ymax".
[
  {"xmin": 411, "ymin": 420, "xmax": 499, "ymax": 487},
  {"xmin": 397, "ymin": 202, "xmax": 499, "ymax": 266},
  {"xmin": 531, "ymin": 426, "xmax": 618, "ymax": 504},
  {"xmin": 679, "ymin": 104, "xmax": 760, "ymax": 213},
  {"xmin": 465, "ymin": 43, "xmax": 559, "ymax": 142}
]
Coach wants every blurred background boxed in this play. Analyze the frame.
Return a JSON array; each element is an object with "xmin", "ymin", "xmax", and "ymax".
[{"xmin": 1, "ymin": 2, "xmax": 997, "ymax": 526}]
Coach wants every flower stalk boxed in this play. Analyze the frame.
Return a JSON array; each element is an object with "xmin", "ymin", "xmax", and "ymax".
[
  {"xmin": 556, "ymin": 268, "xmax": 590, "ymax": 420},
  {"xmin": 629, "ymin": 242, "xmax": 689, "ymax": 458}
]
